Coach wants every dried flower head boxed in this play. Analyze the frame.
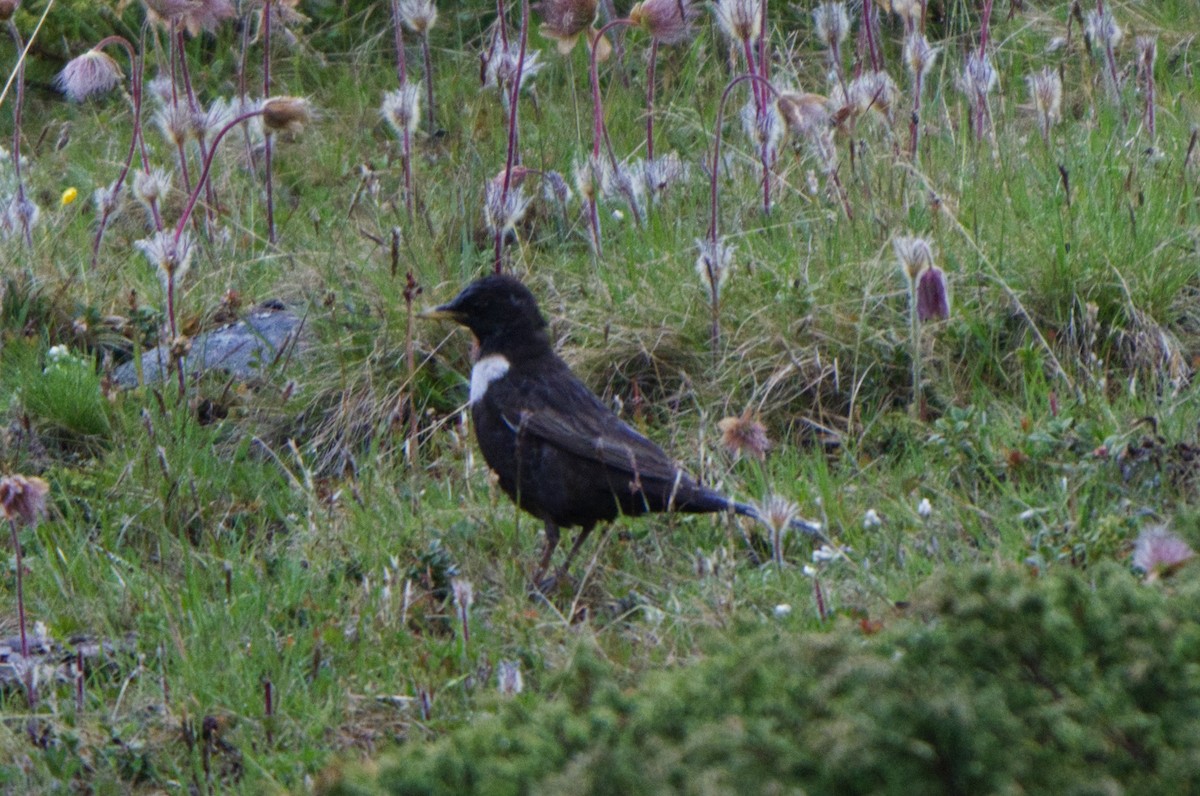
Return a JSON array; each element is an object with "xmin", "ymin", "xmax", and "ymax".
[
  {"xmin": 56, "ymin": 50, "xmax": 124, "ymax": 102},
  {"xmin": 812, "ymin": 2, "xmax": 849, "ymax": 49},
  {"xmin": 1135, "ymin": 34, "xmax": 1157, "ymax": 74},
  {"xmin": 597, "ymin": 160, "xmax": 646, "ymax": 219},
  {"xmin": 142, "ymin": 0, "xmax": 198, "ymax": 22},
  {"xmin": 535, "ymin": 0, "xmax": 609, "ymax": 58},
  {"xmin": 0, "ymin": 0, "xmax": 19, "ymax": 22},
  {"xmin": 145, "ymin": 74, "xmax": 174, "ymax": 107},
  {"xmin": 713, "ymin": 0, "xmax": 761, "ymax": 45},
  {"xmin": 198, "ymin": 96, "xmax": 237, "ymax": 142},
  {"xmin": 2, "ymin": 194, "xmax": 39, "ymax": 239},
  {"xmin": 573, "ymin": 154, "xmax": 607, "ymax": 202},
  {"xmin": 695, "ymin": 237, "xmax": 734, "ymax": 299},
  {"xmin": 1026, "ymin": 67, "xmax": 1062, "ymax": 140},
  {"xmin": 497, "ymin": 660, "xmax": 524, "ymax": 696},
  {"xmin": 483, "ymin": 42, "xmax": 545, "ymax": 99},
  {"xmin": 1132, "ymin": 525, "xmax": 1195, "ymax": 580},
  {"xmin": 640, "ymin": 151, "xmax": 689, "ymax": 196},
  {"xmin": 397, "ymin": 0, "xmax": 437, "ymax": 34},
  {"xmin": 92, "ymin": 182, "xmax": 122, "ymax": 217},
  {"xmin": 133, "ymin": 168, "xmax": 172, "ymax": 213},
  {"xmin": 836, "ymin": 70, "xmax": 899, "ymax": 122},
  {"xmin": 890, "ymin": 0, "xmax": 921, "ymax": 25},
  {"xmin": 484, "ymin": 179, "xmax": 531, "ymax": 238},
  {"xmin": 381, "ymin": 83, "xmax": 423, "ymax": 138},
  {"xmin": 135, "ymin": 230, "xmax": 195, "ymax": 290},
  {"xmin": 154, "ymin": 103, "xmax": 192, "ymax": 148},
  {"xmin": 629, "ymin": 0, "xmax": 698, "ymax": 46},
  {"xmin": 144, "ymin": 0, "xmax": 235, "ymax": 36},
  {"xmin": 959, "ymin": 51, "xmax": 997, "ymax": 98},
  {"xmin": 893, "ymin": 235, "xmax": 934, "ymax": 282},
  {"xmin": 261, "ymin": 96, "xmax": 312, "ymax": 134},
  {"xmin": 718, "ymin": 412, "xmax": 771, "ymax": 460},
  {"xmin": 1083, "ymin": 8, "xmax": 1122, "ymax": 50},
  {"xmin": 542, "ymin": 169, "xmax": 572, "ymax": 205},
  {"xmin": 903, "ymin": 31, "xmax": 939, "ymax": 82},
  {"xmin": 0, "ymin": 475, "xmax": 49, "ymax": 527},
  {"xmin": 451, "ymin": 577, "xmax": 474, "ymax": 610},
  {"xmin": 916, "ymin": 265, "xmax": 950, "ymax": 322},
  {"xmin": 740, "ymin": 98, "xmax": 785, "ymax": 160}
]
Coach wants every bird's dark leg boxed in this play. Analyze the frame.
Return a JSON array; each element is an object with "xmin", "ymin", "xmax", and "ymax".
[
  {"xmin": 553, "ymin": 523, "xmax": 597, "ymax": 584},
  {"xmin": 531, "ymin": 521, "xmax": 561, "ymax": 591}
]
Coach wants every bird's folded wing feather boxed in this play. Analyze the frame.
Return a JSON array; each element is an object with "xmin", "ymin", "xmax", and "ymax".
[{"xmin": 499, "ymin": 377, "xmax": 685, "ymax": 484}]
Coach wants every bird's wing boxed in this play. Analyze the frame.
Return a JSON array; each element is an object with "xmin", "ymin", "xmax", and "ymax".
[{"xmin": 498, "ymin": 372, "xmax": 687, "ymax": 485}]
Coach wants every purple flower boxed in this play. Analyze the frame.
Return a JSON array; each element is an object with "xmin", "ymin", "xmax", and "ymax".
[
  {"xmin": 630, "ymin": 0, "xmax": 699, "ymax": 46},
  {"xmin": 56, "ymin": 50, "xmax": 124, "ymax": 102},
  {"xmin": 0, "ymin": 475, "xmax": 49, "ymax": 527},
  {"xmin": 1133, "ymin": 526, "xmax": 1195, "ymax": 579},
  {"xmin": 916, "ymin": 265, "xmax": 950, "ymax": 322}
]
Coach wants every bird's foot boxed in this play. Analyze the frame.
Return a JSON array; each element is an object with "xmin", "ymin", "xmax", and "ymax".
[{"xmin": 528, "ymin": 570, "xmax": 578, "ymax": 599}]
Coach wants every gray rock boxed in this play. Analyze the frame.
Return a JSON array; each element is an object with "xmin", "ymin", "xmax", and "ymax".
[{"xmin": 113, "ymin": 304, "xmax": 308, "ymax": 387}]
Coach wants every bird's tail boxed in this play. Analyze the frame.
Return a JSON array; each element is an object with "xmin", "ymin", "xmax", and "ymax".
[{"xmin": 732, "ymin": 501, "xmax": 824, "ymax": 539}]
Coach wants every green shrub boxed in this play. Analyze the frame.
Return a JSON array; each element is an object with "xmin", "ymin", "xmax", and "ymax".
[{"xmin": 323, "ymin": 564, "xmax": 1200, "ymax": 795}]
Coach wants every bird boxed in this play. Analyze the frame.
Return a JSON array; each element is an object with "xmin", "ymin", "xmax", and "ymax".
[{"xmin": 422, "ymin": 274, "xmax": 822, "ymax": 591}]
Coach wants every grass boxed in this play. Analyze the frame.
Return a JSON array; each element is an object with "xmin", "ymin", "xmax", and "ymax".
[{"xmin": 0, "ymin": 0, "xmax": 1199, "ymax": 791}]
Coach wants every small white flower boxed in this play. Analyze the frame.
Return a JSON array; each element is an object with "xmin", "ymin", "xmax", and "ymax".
[
  {"xmin": 773, "ymin": 604, "xmax": 792, "ymax": 618},
  {"xmin": 917, "ymin": 497, "xmax": 932, "ymax": 518},
  {"xmin": 802, "ymin": 564, "xmax": 818, "ymax": 577},
  {"xmin": 812, "ymin": 544, "xmax": 849, "ymax": 563},
  {"xmin": 862, "ymin": 508, "xmax": 882, "ymax": 528}
]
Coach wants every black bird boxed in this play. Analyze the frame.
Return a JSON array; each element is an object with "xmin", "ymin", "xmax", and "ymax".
[{"xmin": 422, "ymin": 275, "xmax": 821, "ymax": 589}]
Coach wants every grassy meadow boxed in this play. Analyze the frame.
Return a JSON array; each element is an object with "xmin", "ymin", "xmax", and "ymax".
[{"xmin": 1, "ymin": 0, "xmax": 1199, "ymax": 791}]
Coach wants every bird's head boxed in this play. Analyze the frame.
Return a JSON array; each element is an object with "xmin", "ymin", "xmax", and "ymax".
[{"xmin": 421, "ymin": 275, "xmax": 549, "ymax": 351}]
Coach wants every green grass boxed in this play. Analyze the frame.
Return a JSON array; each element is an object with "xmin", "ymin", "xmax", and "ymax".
[{"xmin": 0, "ymin": 0, "xmax": 1199, "ymax": 791}]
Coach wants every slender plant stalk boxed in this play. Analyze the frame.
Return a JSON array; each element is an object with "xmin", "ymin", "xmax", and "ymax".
[
  {"xmin": 421, "ymin": 31, "xmax": 436, "ymax": 136},
  {"xmin": 493, "ymin": 0, "xmax": 530, "ymax": 272},
  {"xmin": 583, "ymin": 17, "xmax": 631, "ymax": 256},
  {"xmin": 7, "ymin": 517, "xmax": 34, "ymax": 706},
  {"xmin": 645, "ymin": 37, "xmax": 658, "ymax": 163},
  {"xmin": 90, "ymin": 35, "xmax": 149, "ymax": 267},
  {"xmin": 263, "ymin": 0, "xmax": 277, "ymax": 243},
  {"xmin": 389, "ymin": 0, "xmax": 414, "ymax": 217},
  {"xmin": 174, "ymin": 25, "xmax": 216, "ymax": 228},
  {"xmin": 706, "ymin": 73, "xmax": 779, "ymax": 243},
  {"xmin": 6, "ymin": 21, "xmax": 32, "ymax": 248},
  {"xmin": 909, "ymin": 282, "xmax": 923, "ymax": 414}
]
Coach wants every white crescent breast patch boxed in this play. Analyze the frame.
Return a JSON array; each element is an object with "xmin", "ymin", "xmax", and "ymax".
[{"xmin": 469, "ymin": 354, "xmax": 511, "ymax": 405}]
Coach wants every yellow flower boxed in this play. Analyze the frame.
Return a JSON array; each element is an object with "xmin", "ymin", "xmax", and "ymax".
[{"xmin": 60, "ymin": 187, "xmax": 78, "ymax": 207}]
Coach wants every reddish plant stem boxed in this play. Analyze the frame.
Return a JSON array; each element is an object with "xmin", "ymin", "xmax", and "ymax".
[
  {"xmin": 263, "ymin": 1, "xmax": 277, "ymax": 243},
  {"xmin": 494, "ymin": 0, "xmax": 530, "ymax": 272},
  {"xmin": 584, "ymin": 17, "xmax": 631, "ymax": 257},
  {"xmin": 707, "ymin": 73, "xmax": 779, "ymax": 244},
  {"xmin": 645, "ymin": 38, "xmax": 658, "ymax": 163},
  {"xmin": 9, "ymin": 516, "xmax": 35, "ymax": 707},
  {"xmin": 90, "ymin": 36, "xmax": 157, "ymax": 267},
  {"xmin": 5, "ymin": 22, "xmax": 31, "ymax": 249}
]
